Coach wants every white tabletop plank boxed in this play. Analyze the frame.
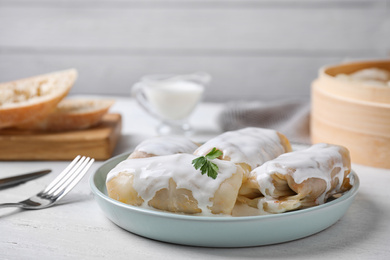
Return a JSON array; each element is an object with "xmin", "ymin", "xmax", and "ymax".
[{"xmin": 1, "ymin": 97, "xmax": 389, "ymax": 259}]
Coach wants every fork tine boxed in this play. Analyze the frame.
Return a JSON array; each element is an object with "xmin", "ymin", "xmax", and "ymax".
[
  {"xmin": 43, "ymin": 156, "xmax": 86, "ymax": 195},
  {"xmin": 48, "ymin": 157, "xmax": 91, "ymax": 197},
  {"xmin": 43, "ymin": 155, "xmax": 81, "ymax": 193},
  {"xmin": 53, "ymin": 158, "xmax": 94, "ymax": 201}
]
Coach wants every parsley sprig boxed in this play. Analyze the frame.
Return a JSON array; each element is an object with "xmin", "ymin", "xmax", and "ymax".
[{"xmin": 192, "ymin": 148, "xmax": 223, "ymax": 179}]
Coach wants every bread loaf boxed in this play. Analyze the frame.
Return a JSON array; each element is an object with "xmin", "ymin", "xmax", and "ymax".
[{"xmin": 0, "ymin": 69, "xmax": 77, "ymax": 129}]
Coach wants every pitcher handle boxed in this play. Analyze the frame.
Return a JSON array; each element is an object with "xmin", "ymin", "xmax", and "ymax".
[{"xmin": 131, "ymin": 82, "xmax": 162, "ymax": 120}]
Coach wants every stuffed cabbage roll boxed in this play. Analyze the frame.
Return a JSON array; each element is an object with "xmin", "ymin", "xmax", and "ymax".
[
  {"xmin": 128, "ymin": 135, "xmax": 199, "ymax": 159},
  {"xmin": 238, "ymin": 143, "xmax": 352, "ymax": 214},
  {"xmin": 194, "ymin": 127, "xmax": 292, "ymax": 177},
  {"xmin": 106, "ymin": 154, "xmax": 243, "ymax": 215}
]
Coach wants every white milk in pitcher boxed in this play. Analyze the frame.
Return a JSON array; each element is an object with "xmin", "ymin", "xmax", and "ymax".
[{"xmin": 143, "ymin": 80, "xmax": 204, "ymax": 121}]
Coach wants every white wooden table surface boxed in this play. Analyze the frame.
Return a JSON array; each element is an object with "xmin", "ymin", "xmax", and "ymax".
[{"xmin": 1, "ymin": 97, "xmax": 390, "ymax": 260}]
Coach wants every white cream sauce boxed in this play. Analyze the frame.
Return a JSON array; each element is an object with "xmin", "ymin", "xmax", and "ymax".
[
  {"xmin": 134, "ymin": 136, "xmax": 199, "ymax": 156},
  {"xmin": 253, "ymin": 143, "xmax": 349, "ymax": 204},
  {"xmin": 143, "ymin": 80, "xmax": 204, "ymax": 120},
  {"xmin": 194, "ymin": 127, "xmax": 286, "ymax": 169},
  {"xmin": 106, "ymin": 153, "xmax": 238, "ymax": 215}
]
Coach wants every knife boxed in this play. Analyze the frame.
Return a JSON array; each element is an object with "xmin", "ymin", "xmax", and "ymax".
[{"xmin": 0, "ymin": 169, "xmax": 51, "ymax": 190}]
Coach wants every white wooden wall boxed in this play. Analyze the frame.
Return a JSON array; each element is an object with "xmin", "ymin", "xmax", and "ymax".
[{"xmin": 0, "ymin": 0, "xmax": 389, "ymax": 101}]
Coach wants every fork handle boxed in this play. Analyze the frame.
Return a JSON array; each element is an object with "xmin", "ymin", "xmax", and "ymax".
[{"xmin": 0, "ymin": 202, "xmax": 23, "ymax": 209}]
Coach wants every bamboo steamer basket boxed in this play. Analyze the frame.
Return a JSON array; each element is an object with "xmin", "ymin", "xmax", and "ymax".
[{"xmin": 311, "ymin": 60, "xmax": 390, "ymax": 168}]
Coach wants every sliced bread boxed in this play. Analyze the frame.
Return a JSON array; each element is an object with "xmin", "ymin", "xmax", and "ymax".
[
  {"xmin": 16, "ymin": 98, "xmax": 115, "ymax": 131},
  {"xmin": 0, "ymin": 69, "xmax": 77, "ymax": 128}
]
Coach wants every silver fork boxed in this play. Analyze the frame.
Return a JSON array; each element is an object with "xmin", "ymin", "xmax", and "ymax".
[{"xmin": 0, "ymin": 156, "xmax": 94, "ymax": 210}]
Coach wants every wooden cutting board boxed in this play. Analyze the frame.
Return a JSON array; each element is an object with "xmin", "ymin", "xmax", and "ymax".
[{"xmin": 0, "ymin": 113, "xmax": 122, "ymax": 161}]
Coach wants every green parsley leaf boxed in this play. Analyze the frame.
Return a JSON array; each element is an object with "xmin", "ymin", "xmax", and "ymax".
[
  {"xmin": 192, "ymin": 148, "xmax": 222, "ymax": 179},
  {"xmin": 205, "ymin": 147, "xmax": 223, "ymax": 160},
  {"xmin": 193, "ymin": 156, "xmax": 206, "ymax": 170}
]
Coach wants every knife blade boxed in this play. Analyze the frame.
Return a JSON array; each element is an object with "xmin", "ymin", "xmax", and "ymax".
[{"xmin": 0, "ymin": 169, "xmax": 51, "ymax": 190}]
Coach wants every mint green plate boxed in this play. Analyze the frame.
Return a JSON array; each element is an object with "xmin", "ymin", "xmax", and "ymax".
[{"xmin": 90, "ymin": 152, "xmax": 359, "ymax": 247}]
